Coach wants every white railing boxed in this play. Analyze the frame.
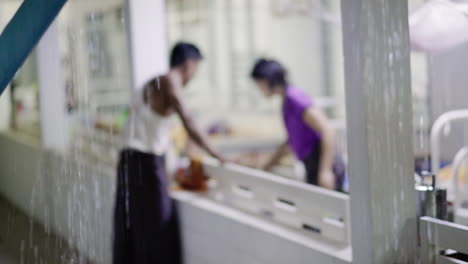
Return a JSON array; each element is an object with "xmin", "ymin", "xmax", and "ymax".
[
  {"xmin": 203, "ymin": 158, "xmax": 351, "ymax": 246},
  {"xmin": 420, "ymin": 216, "xmax": 468, "ymax": 264},
  {"xmin": 430, "ymin": 109, "xmax": 468, "ymax": 182},
  {"xmin": 452, "ymin": 147, "xmax": 468, "ymax": 225}
]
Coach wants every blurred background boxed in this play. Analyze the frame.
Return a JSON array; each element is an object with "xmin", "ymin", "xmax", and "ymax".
[{"xmin": 0, "ymin": 0, "xmax": 468, "ymax": 263}]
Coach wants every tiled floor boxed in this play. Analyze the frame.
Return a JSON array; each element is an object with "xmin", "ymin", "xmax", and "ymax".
[
  {"xmin": 0, "ymin": 246, "xmax": 18, "ymax": 264},
  {"xmin": 0, "ymin": 196, "xmax": 91, "ymax": 264}
]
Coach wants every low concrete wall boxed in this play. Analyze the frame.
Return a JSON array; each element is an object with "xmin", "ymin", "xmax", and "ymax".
[
  {"xmin": 0, "ymin": 133, "xmax": 114, "ymax": 263},
  {"xmin": 174, "ymin": 191, "xmax": 351, "ymax": 264}
]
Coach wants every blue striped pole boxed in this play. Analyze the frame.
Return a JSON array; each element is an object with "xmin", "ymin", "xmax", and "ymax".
[{"xmin": 0, "ymin": 0, "xmax": 68, "ymax": 96}]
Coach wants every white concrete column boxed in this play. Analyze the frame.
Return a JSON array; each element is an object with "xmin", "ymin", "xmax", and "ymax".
[
  {"xmin": 37, "ymin": 20, "xmax": 67, "ymax": 151},
  {"xmin": 125, "ymin": 0, "xmax": 168, "ymax": 91},
  {"xmin": 341, "ymin": 0, "xmax": 417, "ymax": 263}
]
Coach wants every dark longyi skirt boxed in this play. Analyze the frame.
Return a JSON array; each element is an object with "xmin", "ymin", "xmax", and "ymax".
[
  {"xmin": 113, "ymin": 148, "xmax": 183, "ymax": 264},
  {"xmin": 302, "ymin": 144, "xmax": 346, "ymax": 192}
]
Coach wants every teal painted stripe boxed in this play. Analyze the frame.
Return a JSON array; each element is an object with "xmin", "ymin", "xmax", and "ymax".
[{"xmin": 0, "ymin": 0, "xmax": 68, "ymax": 96}]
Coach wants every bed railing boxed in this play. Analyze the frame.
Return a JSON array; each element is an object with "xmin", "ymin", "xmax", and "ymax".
[
  {"xmin": 420, "ymin": 216, "xmax": 468, "ymax": 264},
  {"xmin": 430, "ymin": 110, "xmax": 468, "ymax": 185},
  {"xmin": 452, "ymin": 146, "xmax": 468, "ymax": 225}
]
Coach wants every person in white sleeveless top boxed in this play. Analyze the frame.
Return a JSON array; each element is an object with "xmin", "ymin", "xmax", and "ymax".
[{"xmin": 113, "ymin": 43, "xmax": 226, "ymax": 264}]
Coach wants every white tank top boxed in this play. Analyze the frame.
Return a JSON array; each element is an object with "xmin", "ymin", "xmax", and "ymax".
[{"xmin": 124, "ymin": 88, "xmax": 172, "ymax": 155}]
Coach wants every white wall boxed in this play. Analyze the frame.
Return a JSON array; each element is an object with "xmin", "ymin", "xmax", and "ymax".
[
  {"xmin": 0, "ymin": 133, "xmax": 115, "ymax": 263},
  {"xmin": 253, "ymin": 0, "xmax": 322, "ymax": 95},
  {"xmin": 126, "ymin": 0, "xmax": 168, "ymax": 91},
  {"xmin": 166, "ymin": 0, "xmax": 344, "ymax": 117},
  {"xmin": 176, "ymin": 192, "xmax": 351, "ymax": 264},
  {"xmin": 37, "ymin": 21, "xmax": 68, "ymax": 151},
  {"xmin": 0, "ymin": 2, "xmax": 20, "ymax": 130}
]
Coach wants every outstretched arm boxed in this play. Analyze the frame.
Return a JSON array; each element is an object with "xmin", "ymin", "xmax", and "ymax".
[
  {"xmin": 167, "ymin": 86, "xmax": 225, "ymax": 162},
  {"xmin": 303, "ymin": 107, "xmax": 336, "ymax": 189},
  {"xmin": 262, "ymin": 140, "xmax": 290, "ymax": 171}
]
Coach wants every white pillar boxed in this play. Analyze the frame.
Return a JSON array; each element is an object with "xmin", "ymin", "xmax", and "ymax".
[
  {"xmin": 37, "ymin": 20, "xmax": 67, "ymax": 151},
  {"xmin": 125, "ymin": 0, "xmax": 168, "ymax": 91},
  {"xmin": 341, "ymin": 0, "xmax": 417, "ymax": 263}
]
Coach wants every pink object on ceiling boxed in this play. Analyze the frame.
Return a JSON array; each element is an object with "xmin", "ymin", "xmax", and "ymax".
[{"xmin": 410, "ymin": 0, "xmax": 468, "ymax": 53}]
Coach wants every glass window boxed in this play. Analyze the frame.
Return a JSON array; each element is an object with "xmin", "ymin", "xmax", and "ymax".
[
  {"xmin": 166, "ymin": 0, "xmax": 347, "ymax": 186},
  {"xmin": 0, "ymin": 1, "xmax": 42, "ymax": 140},
  {"xmin": 167, "ymin": 0, "xmax": 345, "ymax": 114},
  {"xmin": 59, "ymin": 0, "xmax": 131, "ymax": 134},
  {"xmin": 8, "ymin": 52, "xmax": 41, "ymax": 138}
]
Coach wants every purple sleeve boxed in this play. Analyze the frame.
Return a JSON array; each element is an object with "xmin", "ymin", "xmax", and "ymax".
[{"xmin": 287, "ymin": 89, "xmax": 314, "ymax": 116}]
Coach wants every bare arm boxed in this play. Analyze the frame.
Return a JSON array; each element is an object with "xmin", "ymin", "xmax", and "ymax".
[
  {"xmin": 303, "ymin": 107, "xmax": 336, "ymax": 189},
  {"xmin": 262, "ymin": 140, "xmax": 290, "ymax": 171},
  {"xmin": 164, "ymin": 85, "xmax": 225, "ymax": 161}
]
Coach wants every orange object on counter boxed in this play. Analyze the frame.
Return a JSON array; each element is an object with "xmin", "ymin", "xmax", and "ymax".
[{"xmin": 175, "ymin": 157, "xmax": 208, "ymax": 192}]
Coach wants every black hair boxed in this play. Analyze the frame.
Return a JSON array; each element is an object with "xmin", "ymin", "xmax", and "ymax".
[
  {"xmin": 250, "ymin": 58, "xmax": 288, "ymax": 88},
  {"xmin": 170, "ymin": 42, "xmax": 203, "ymax": 68}
]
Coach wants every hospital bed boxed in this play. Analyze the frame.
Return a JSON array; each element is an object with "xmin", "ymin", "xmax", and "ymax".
[
  {"xmin": 430, "ymin": 109, "xmax": 468, "ymax": 225},
  {"xmin": 420, "ymin": 216, "xmax": 468, "ymax": 264}
]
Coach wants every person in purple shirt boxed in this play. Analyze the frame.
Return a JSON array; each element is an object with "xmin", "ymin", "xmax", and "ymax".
[{"xmin": 251, "ymin": 58, "xmax": 345, "ymax": 191}]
